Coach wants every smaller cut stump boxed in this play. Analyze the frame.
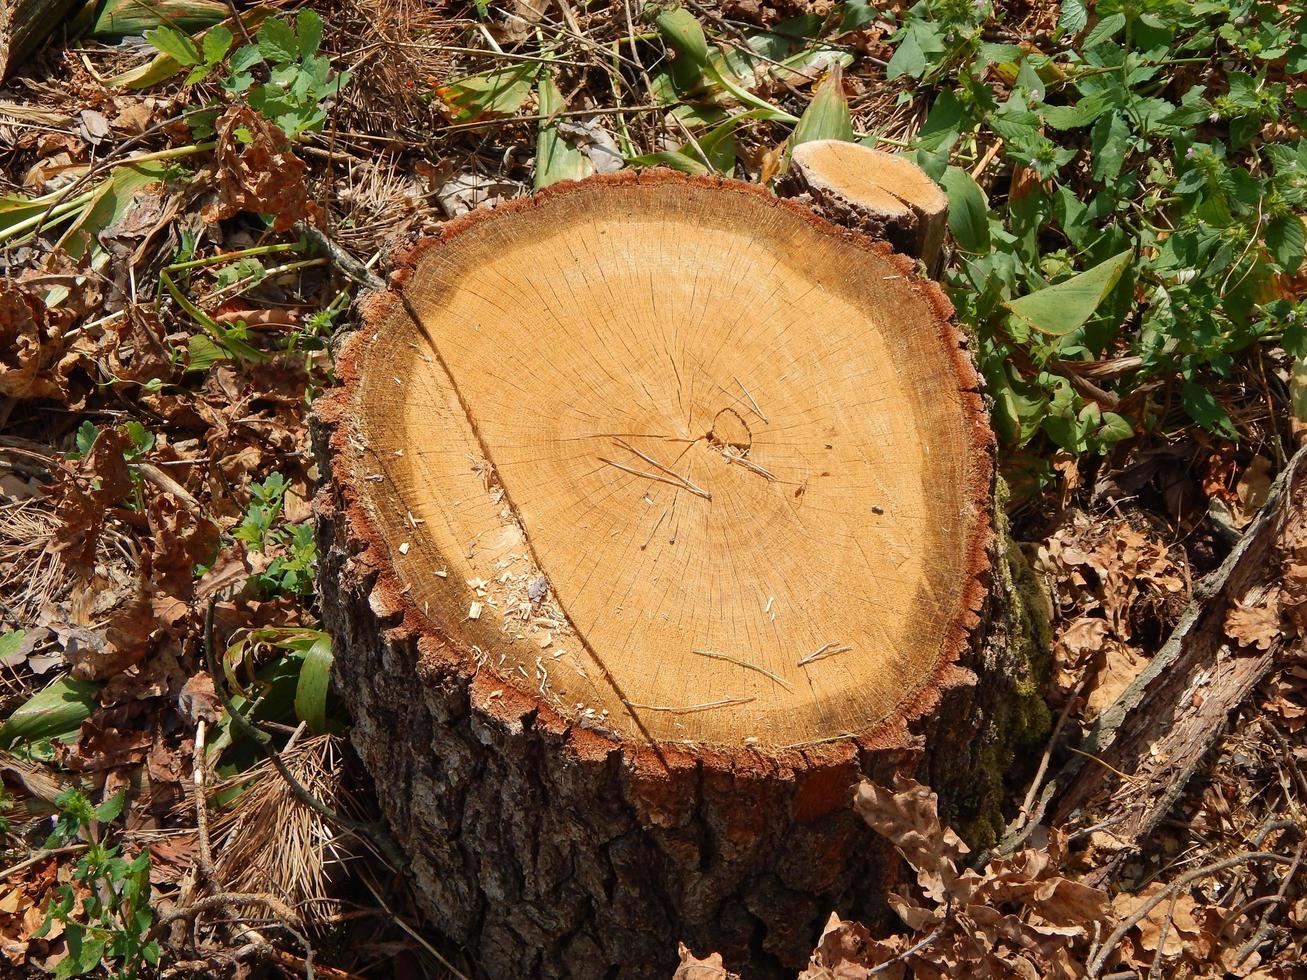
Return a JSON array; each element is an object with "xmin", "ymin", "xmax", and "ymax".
[{"xmin": 313, "ymin": 170, "xmax": 1042, "ymax": 979}]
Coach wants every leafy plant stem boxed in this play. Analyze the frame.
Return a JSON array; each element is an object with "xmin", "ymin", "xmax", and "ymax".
[{"xmin": 164, "ymin": 241, "xmax": 299, "ymax": 273}]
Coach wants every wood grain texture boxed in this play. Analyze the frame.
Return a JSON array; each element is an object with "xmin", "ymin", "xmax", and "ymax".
[{"xmin": 313, "ymin": 170, "xmax": 1041, "ymax": 976}]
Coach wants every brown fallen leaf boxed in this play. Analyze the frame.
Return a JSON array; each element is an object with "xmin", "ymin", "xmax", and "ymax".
[
  {"xmin": 853, "ymin": 776, "xmax": 969, "ymax": 903},
  {"xmin": 673, "ymin": 943, "xmax": 740, "ymax": 979},
  {"xmin": 1225, "ymin": 598, "xmax": 1284, "ymax": 651},
  {"xmin": 203, "ymin": 105, "xmax": 321, "ymax": 232},
  {"xmin": 0, "ymin": 279, "xmax": 77, "ymax": 401},
  {"xmin": 798, "ymin": 913, "xmax": 907, "ymax": 979}
]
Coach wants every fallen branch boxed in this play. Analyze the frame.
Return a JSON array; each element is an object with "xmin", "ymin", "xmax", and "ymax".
[{"xmin": 1049, "ymin": 443, "xmax": 1307, "ymax": 865}]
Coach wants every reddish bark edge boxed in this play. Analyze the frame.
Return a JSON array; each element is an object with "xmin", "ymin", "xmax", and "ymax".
[{"xmin": 315, "ymin": 168, "xmax": 996, "ymax": 783}]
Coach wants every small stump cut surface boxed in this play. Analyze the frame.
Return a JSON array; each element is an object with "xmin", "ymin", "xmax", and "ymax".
[
  {"xmin": 335, "ymin": 173, "xmax": 988, "ymax": 750},
  {"xmin": 315, "ymin": 171, "xmax": 1003, "ymax": 977}
]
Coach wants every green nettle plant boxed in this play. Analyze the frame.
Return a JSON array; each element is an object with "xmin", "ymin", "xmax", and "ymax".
[
  {"xmin": 233, "ymin": 472, "xmax": 318, "ymax": 598},
  {"xmin": 146, "ymin": 10, "xmax": 349, "ymax": 137},
  {"xmin": 35, "ymin": 789, "xmax": 158, "ymax": 979},
  {"xmin": 881, "ymin": 0, "xmax": 1307, "ymax": 472}
]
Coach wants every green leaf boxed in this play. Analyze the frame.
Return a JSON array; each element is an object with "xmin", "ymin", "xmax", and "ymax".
[
  {"xmin": 293, "ymin": 634, "xmax": 334, "ymax": 734},
  {"xmin": 201, "ymin": 25, "xmax": 233, "ymax": 65},
  {"xmin": 1182, "ymin": 380, "xmax": 1238, "ymax": 438},
  {"xmin": 655, "ymin": 8, "xmax": 711, "ymax": 74},
  {"xmin": 886, "ymin": 20, "xmax": 944, "ymax": 81},
  {"xmin": 1090, "ymin": 111, "xmax": 1131, "ymax": 182},
  {"xmin": 88, "ymin": 0, "xmax": 227, "ymax": 40},
  {"xmin": 791, "ymin": 65, "xmax": 853, "ymax": 147},
  {"xmin": 257, "ymin": 17, "xmax": 298, "ymax": 63},
  {"xmin": 143, "ymin": 25, "xmax": 199, "ymax": 66},
  {"xmin": 1059, "ymin": 0, "xmax": 1088, "ymax": 34},
  {"xmin": 0, "ymin": 629, "xmax": 26, "ymax": 661},
  {"xmin": 230, "ymin": 43, "xmax": 263, "ymax": 73},
  {"xmin": 1096, "ymin": 411, "xmax": 1134, "ymax": 445},
  {"xmin": 535, "ymin": 72, "xmax": 592, "ymax": 190},
  {"xmin": 1083, "ymin": 12, "xmax": 1126, "ymax": 47},
  {"xmin": 939, "ymin": 167, "xmax": 990, "ymax": 253},
  {"xmin": 1005, "ymin": 250, "xmax": 1133, "ymax": 336},
  {"xmin": 296, "ymin": 9, "xmax": 323, "ymax": 56},
  {"xmin": 1266, "ymin": 214, "xmax": 1306, "ymax": 271},
  {"xmin": 93, "ymin": 790, "xmax": 127, "ymax": 824},
  {"xmin": 436, "ymin": 61, "xmax": 538, "ymax": 122},
  {"xmin": 0, "ymin": 677, "xmax": 100, "ymax": 749}
]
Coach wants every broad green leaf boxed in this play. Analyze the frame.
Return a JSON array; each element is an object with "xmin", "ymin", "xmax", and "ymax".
[
  {"xmin": 1058, "ymin": 0, "xmax": 1088, "ymax": 34},
  {"xmin": 0, "ymin": 629, "xmax": 27, "ymax": 661},
  {"xmin": 939, "ymin": 167, "xmax": 990, "ymax": 253},
  {"xmin": 108, "ymin": 7, "xmax": 270, "ymax": 88},
  {"xmin": 201, "ymin": 25, "xmax": 233, "ymax": 65},
  {"xmin": 1005, "ymin": 250, "xmax": 1133, "ymax": 336},
  {"xmin": 886, "ymin": 20, "xmax": 945, "ymax": 81},
  {"xmin": 94, "ymin": 789, "xmax": 127, "ymax": 823},
  {"xmin": 655, "ymin": 8, "xmax": 711, "ymax": 73},
  {"xmin": 293, "ymin": 634, "xmax": 334, "ymax": 734},
  {"xmin": 535, "ymin": 73, "xmax": 592, "ymax": 190},
  {"xmin": 0, "ymin": 676, "xmax": 100, "ymax": 749},
  {"xmin": 1083, "ymin": 12, "xmax": 1126, "ymax": 47},
  {"xmin": 1090, "ymin": 111, "xmax": 1131, "ymax": 182},
  {"xmin": 1182, "ymin": 380, "xmax": 1238, "ymax": 438},
  {"xmin": 625, "ymin": 150, "xmax": 712, "ymax": 175},
  {"xmin": 436, "ymin": 61, "xmax": 538, "ymax": 122},
  {"xmin": 1266, "ymin": 214, "xmax": 1306, "ymax": 271},
  {"xmin": 88, "ymin": 0, "xmax": 226, "ymax": 40},
  {"xmin": 257, "ymin": 17, "xmax": 299, "ymax": 64},
  {"xmin": 296, "ymin": 9, "xmax": 323, "ymax": 56},
  {"xmin": 1097, "ymin": 412, "xmax": 1134, "ymax": 445},
  {"xmin": 143, "ymin": 25, "xmax": 199, "ymax": 65},
  {"xmin": 791, "ymin": 65, "xmax": 853, "ymax": 147}
]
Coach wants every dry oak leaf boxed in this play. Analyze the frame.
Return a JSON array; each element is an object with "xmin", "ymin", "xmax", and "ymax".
[
  {"xmin": 47, "ymin": 427, "xmax": 134, "ymax": 572},
  {"xmin": 145, "ymin": 493, "xmax": 220, "ymax": 602},
  {"xmin": 798, "ymin": 913, "xmax": 908, "ymax": 980},
  {"xmin": 853, "ymin": 776, "xmax": 969, "ymax": 903},
  {"xmin": 0, "ymin": 278, "xmax": 77, "ymax": 401},
  {"xmin": 204, "ymin": 105, "xmax": 320, "ymax": 232},
  {"xmin": 1111, "ymin": 882, "xmax": 1200, "ymax": 957},
  {"xmin": 673, "ymin": 943, "xmax": 740, "ymax": 979},
  {"xmin": 1225, "ymin": 598, "xmax": 1284, "ymax": 650}
]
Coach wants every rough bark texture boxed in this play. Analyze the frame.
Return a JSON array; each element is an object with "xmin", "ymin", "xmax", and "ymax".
[
  {"xmin": 311, "ymin": 172, "xmax": 1049, "ymax": 979},
  {"xmin": 1050, "ymin": 444, "xmax": 1306, "ymax": 869},
  {"xmin": 0, "ymin": 0, "xmax": 81, "ymax": 80}
]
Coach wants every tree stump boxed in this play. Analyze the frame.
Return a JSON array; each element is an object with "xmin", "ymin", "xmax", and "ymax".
[
  {"xmin": 780, "ymin": 140, "xmax": 949, "ymax": 275},
  {"xmin": 312, "ymin": 170, "xmax": 1046, "ymax": 978}
]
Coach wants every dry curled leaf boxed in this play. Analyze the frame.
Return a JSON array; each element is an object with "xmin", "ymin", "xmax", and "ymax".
[
  {"xmin": 0, "ymin": 279, "xmax": 78, "ymax": 401},
  {"xmin": 799, "ymin": 913, "xmax": 907, "ymax": 979},
  {"xmin": 672, "ymin": 943, "xmax": 739, "ymax": 979},
  {"xmin": 203, "ymin": 105, "xmax": 320, "ymax": 232},
  {"xmin": 1226, "ymin": 598, "xmax": 1284, "ymax": 651},
  {"xmin": 853, "ymin": 776, "xmax": 968, "ymax": 903}
]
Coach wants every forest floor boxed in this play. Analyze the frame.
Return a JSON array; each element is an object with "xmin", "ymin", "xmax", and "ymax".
[{"xmin": 0, "ymin": 0, "xmax": 1305, "ymax": 977}]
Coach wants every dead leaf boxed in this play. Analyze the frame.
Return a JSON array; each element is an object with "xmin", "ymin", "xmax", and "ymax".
[
  {"xmin": 673, "ymin": 944, "xmax": 740, "ymax": 979},
  {"xmin": 203, "ymin": 105, "xmax": 320, "ymax": 232},
  {"xmin": 0, "ymin": 279, "xmax": 77, "ymax": 401},
  {"xmin": 1226, "ymin": 598, "xmax": 1283, "ymax": 650},
  {"xmin": 799, "ymin": 913, "xmax": 908, "ymax": 979},
  {"xmin": 853, "ymin": 776, "xmax": 969, "ymax": 903}
]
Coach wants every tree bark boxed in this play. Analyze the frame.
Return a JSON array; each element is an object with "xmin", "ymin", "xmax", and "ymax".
[
  {"xmin": 312, "ymin": 170, "xmax": 1046, "ymax": 978},
  {"xmin": 0, "ymin": 0, "xmax": 81, "ymax": 80}
]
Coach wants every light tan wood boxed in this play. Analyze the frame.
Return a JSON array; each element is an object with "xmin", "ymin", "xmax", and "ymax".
[
  {"xmin": 786, "ymin": 140, "xmax": 949, "ymax": 274},
  {"xmin": 336, "ymin": 172, "xmax": 988, "ymax": 752}
]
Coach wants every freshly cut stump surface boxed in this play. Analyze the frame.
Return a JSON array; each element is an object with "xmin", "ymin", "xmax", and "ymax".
[{"xmin": 314, "ymin": 170, "xmax": 1011, "ymax": 978}]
